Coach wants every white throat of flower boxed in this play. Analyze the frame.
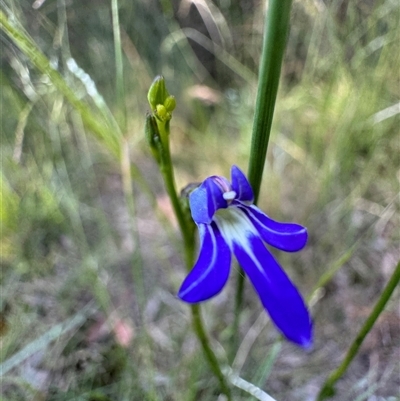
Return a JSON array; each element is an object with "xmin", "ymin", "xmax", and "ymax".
[{"xmin": 213, "ymin": 207, "xmax": 270, "ymax": 283}]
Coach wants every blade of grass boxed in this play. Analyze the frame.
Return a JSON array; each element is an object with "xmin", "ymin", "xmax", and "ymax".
[
  {"xmin": 0, "ymin": 10, "xmax": 121, "ymax": 158},
  {"xmin": 12, "ymin": 101, "xmax": 33, "ymax": 163},
  {"xmin": 253, "ymin": 342, "xmax": 282, "ymax": 389},
  {"xmin": 0, "ymin": 303, "xmax": 95, "ymax": 376},
  {"xmin": 225, "ymin": 367, "xmax": 278, "ymax": 401},
  {"xmin": 111, "ymin": 0, "xmax": 127, "ymax": 131},
  {"xmin": 317, "ymin": 261, "xmax": 400, "ymax": 400},
  {"xmin": 162, "ymin": 28, "xmax": 257, "ymax": 84}
]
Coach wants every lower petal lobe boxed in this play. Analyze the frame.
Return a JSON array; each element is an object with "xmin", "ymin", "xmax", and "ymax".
[
  {"xmin": 241, "ymin": 204, "xmax": 308, "ymax": 252},
  {"xmin": 178, "ymin": 223, "xmax": 231, "ymax": 303},
  {"xmin": 232, "ymin": 234, "xmax": 312, "ymax": 347}
]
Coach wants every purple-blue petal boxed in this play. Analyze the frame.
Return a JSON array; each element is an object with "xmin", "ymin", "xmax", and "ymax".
[
  {"xmin": 232, "ymin": 234, "xmax": 312, "ymax": 347},
  {"xmin": 189, "ymin": 177, "xmax": 227, "ymax": 224},
  {"xmin": 231, "ymin": 165, "xmax": 254, "ymax": 202},
  {"xmin": 178, "ymin": 223, "xmax": 231, "ymax": 303},
  {"xmin": 239, "ymin": 204, "xmax": 308, "ymax": 252}
]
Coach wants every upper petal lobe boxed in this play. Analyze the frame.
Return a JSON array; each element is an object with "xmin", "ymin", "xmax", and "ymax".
[
  {"xmin": 189, "ymin": 178, "xmax": 227, "ymax": 224},
  {"xmin": 231, "ymin": 165, "xmax": 254, "ymax": 202}
]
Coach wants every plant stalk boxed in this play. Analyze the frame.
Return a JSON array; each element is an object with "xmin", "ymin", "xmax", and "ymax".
[
  {"xmin": 233, "ymin": 0, "xmax": 293, "ymax": 356},
  {"xmin": 155, "ymin": 119, "xmax": 231, "ymax": 400},
  {"xmin": 247, "ymin": 0, "xmax": 293, "ymax": 202}
]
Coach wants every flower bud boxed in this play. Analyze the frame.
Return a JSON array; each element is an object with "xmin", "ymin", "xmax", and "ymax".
[
  {"xmin": 156, "ymin": 104, "xmax": 168, "ymax": 121},
  {"xmin": 147, "ymin": 75, "xmax": 167, "ymax": 110},
  {"xmin": 164, "ymin": 96, "xmax": 176, "ymax": 113}
]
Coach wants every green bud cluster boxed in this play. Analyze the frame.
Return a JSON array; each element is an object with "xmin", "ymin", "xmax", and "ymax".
[
  {"xmin": 145, "ymin": 76, "xmax": 177, "ymax": 165},
  {"xmin": 147, "ymin": 76, "xmax": 175, "ymax": 122}
]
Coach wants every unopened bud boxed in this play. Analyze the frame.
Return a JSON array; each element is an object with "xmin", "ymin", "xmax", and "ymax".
[
  {"xmin": 147, "ymin": 75, "xmax": 167, "ymax": 110},
  {"xmin": 156, "ymin": 104, "xmax": 170, "ymax": 121},
  {"xmin": 164, "ymin": 96, "xmax": 176, "ymax": 113}
]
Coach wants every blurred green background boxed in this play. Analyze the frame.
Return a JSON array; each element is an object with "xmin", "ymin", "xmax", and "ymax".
[{"xmin": 1, "ymin": 0, "xmax": 399, "ymax": 400}]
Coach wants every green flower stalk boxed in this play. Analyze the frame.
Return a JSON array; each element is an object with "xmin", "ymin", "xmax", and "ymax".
[
  {"xmin": 146, "ymin": 77, "xmax": 191, "ymax": 245},
  {"xmin": 146, "ymin": 77, "xmax": 231, "ymax": 400},
  {"xmin": 144, "ymin": 114, "xmax": 162, "ymax": 165},
  {"xmin": 146, "ymin": 77, "xmax": 178, "ymax": 176}
]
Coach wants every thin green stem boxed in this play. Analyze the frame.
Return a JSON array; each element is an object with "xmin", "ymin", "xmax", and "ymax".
[
  {"xmin": 192, "ymin": 304, "xmax": 232, "ymax": 399},
  {"xmin": 317, "ymin": 261, "xmax": 400, "ymax": 401},
  {"xmin": 155, "ymin": 120, "xmax": 231, "ymax": 400},
  {"xmin": 157, "ymin": 122, "xmax": 193, "ymax": 253},
  {"xmin": 229, "ymin": 267, "xmax": 245, "ymax": 362},
  {"xmin": 233, "ymin": 0, "xmax": 293, "ymax": 353}
]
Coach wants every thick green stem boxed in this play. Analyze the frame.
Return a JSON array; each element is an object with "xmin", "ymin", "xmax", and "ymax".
[
  {"xmin": 247, "ymin": 0, "xmax": 293, "ymax": 202},
  {"xmin": 233, "ymin": 0, "xmax": 293, "ymax": 353},
  {"xmin": 317, "ymin": 261, "xmax": 400, "ymax": 401}
]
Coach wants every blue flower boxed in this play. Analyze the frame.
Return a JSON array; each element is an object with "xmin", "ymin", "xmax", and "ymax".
[{"xmin": 178, "ymin": 165, "xmax": 312, "ymax": 347}]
